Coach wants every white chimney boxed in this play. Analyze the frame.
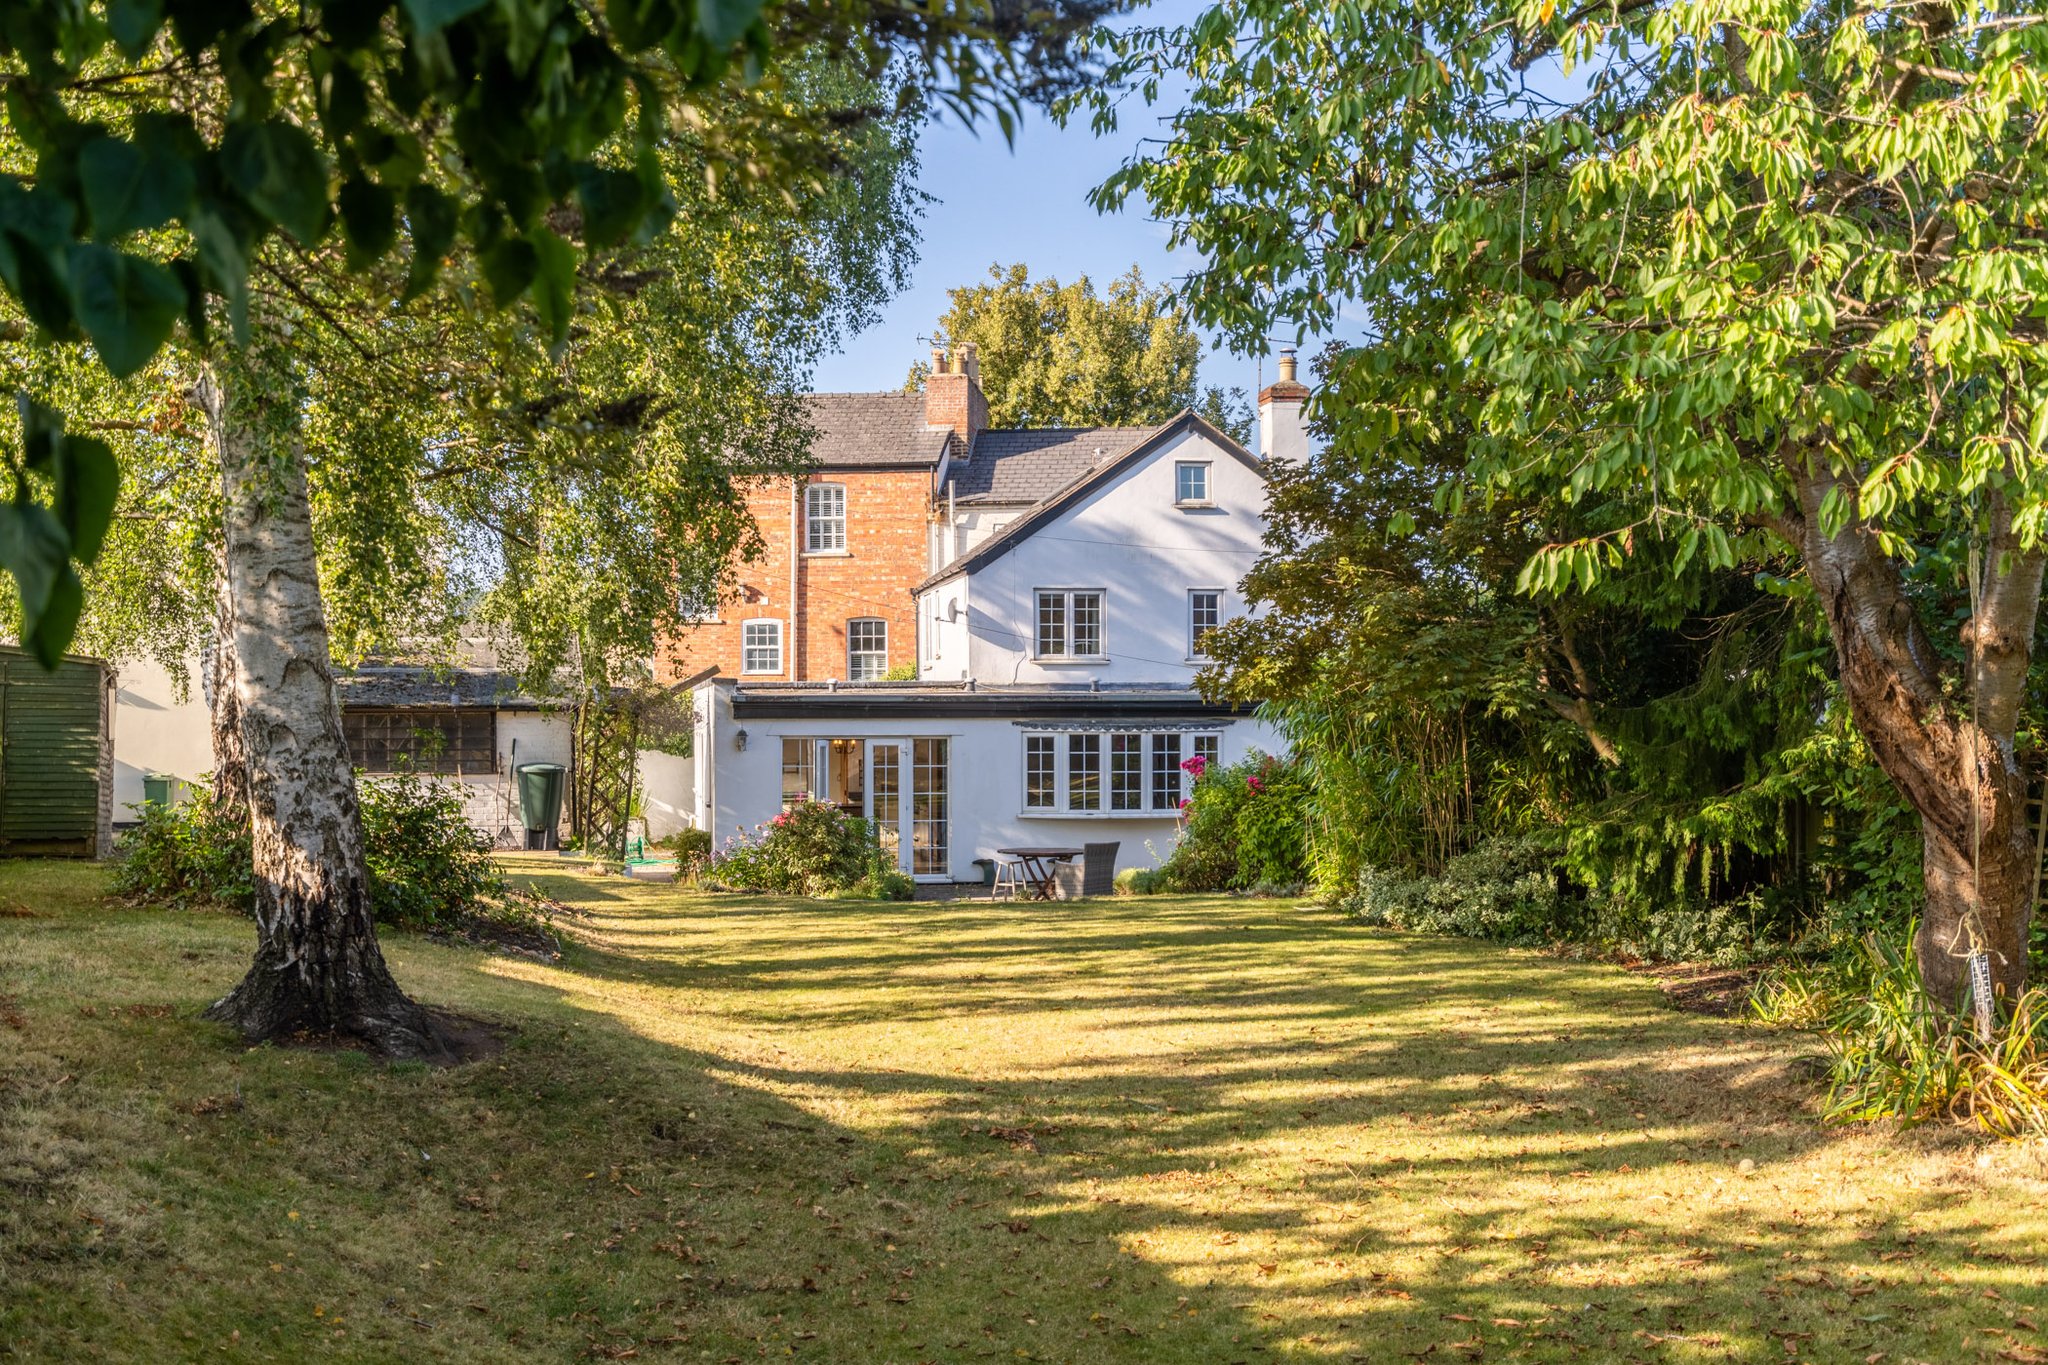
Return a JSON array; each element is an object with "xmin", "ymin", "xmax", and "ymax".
[{"xmin": 1257, "ymin": 346, "xmax": 1310, "ymax": 464}]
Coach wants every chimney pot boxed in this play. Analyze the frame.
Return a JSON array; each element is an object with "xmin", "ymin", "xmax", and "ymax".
[
  {"xmin": 923, "ymin": 343, "xmax": 987, "ymax": 449},
  {"xmin": 1258, "ymin": 345, "xmax": 1310, "ymax": 465}
]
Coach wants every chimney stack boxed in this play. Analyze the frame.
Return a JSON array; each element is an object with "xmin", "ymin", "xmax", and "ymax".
[
  {"xmin": 1258, "ymin": 345, "xmax": 1310, "ymax": 464},
  {"xmin": 924, "ymin": 344, "xmax": 987, "ymax": 454}
]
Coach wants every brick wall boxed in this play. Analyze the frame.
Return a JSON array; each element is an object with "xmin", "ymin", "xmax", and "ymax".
[{"xmin": 658, "ymin": 468, "xmax": 932, "ymax": 683}]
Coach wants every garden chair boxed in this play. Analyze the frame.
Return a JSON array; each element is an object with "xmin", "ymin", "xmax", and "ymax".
[
  {"xmin": 992, "ymin": 858, "xmax": 1027, "ymax": 900},
  {"xmin": 1079, "ymin": 842, "xmax": 1120, "ymax": 898}
]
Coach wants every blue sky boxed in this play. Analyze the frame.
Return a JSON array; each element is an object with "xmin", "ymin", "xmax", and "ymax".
[{"xmin": 809, "ymin": 3, "xmax": 1277, "ymax": 400}]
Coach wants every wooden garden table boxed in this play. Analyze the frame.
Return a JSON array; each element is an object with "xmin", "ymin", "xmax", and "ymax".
[{"xmin": 996, "ymin": 847, "xmax": 1083, "ymax": 900}]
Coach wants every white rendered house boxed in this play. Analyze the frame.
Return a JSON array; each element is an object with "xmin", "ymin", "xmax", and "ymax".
[{"xmin": 689, "ymin": 367, "xmax": 1310, "ymax": 885}]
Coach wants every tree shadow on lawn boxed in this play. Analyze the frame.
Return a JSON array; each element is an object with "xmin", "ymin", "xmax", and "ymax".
[
  {"xmin": 15, "ymin": 870, "xmax": 2044, "ymax": 1363},
  {"xmin": 526, "ymin": 891, "xmax": 2048, "ymax": 1362}
]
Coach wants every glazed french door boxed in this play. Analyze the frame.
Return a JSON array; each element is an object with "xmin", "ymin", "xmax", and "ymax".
[
  {"xmin": 865, "ymin": 738, "xmax": 947, "ymax": 876},
  {"xmin": 866, "ymin": 741, "xmax": 907, "ymax": 872}
]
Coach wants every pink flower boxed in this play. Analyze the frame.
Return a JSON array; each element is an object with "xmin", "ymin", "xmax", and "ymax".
[
  {"xmin": 1178, "ymin": 797, "xmax": 1192, "ymax": 812},
  {"xmin": 1181, "ymin": 754, "xmax": 1207, "ymax": 778},
  {"xmin": 1247, "ymin": 775, "xmax": 1264, "ymax": 793}
]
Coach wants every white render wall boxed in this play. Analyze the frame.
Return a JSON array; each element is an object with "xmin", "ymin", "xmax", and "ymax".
[
  {"xmin": 695, "ymin": 682, "xmax": 1286, "ymax": 881},
  {"xmin": 447, "ymin": 710, "xmax": 574, "ymax": 843},
  {"xmin": 111, "ymin": 656, "xmax": 214, "ymax": 819},
  {"xmin": 638, "ymin": 748, "xmax": 694, "ymax": 840},
  {"xmin": 918, "ymin": 427, "xmax": 1264, "ymax": 688}
]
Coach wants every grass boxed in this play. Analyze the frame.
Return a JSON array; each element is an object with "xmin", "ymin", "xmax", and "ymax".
[{"xmin": 4, "ymin": 858, "xmax": 2047, "ymax": 1364}]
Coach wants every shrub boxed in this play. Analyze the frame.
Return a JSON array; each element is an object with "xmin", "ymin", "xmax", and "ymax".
[
  {"xmin": 356, "ymin": 770, "xmax": 506, "ymax": 932},
  {"xmin": 113, "ymin": 786, "xmax": 253, "ymax": 910},
  {"xmin": 662, "ymin": 827, "xmax": 714, "ymax": 879},
  {"xmin": 709, "ymin": 800, "xmax": 900, "ymax": 898},
  {"xmin": 1114, "ymin": 866, "xmax": 1164, "ymax": 896},
  {"xmin": 1337, "ymin": 835, "xmax": 1566, "ymax": 944},
  {"xmin": 1157, "ymin": 752, "xmax": 1310, "ymax": 893},
  {"xmin": 1757, "ymin": 930, "xmax": 2048, "ymax": 1137},
  {"xmin": 116, "ymin": 771, "xmax": 505, "ymax": 934}
]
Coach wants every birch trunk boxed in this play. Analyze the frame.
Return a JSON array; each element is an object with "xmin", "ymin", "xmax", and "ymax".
[
  {"xmin": 206, "ymin": 544, "xmax": 249, "ymax": 822},
  {"xmin": 1792, "ymin": 468, "xmax": 2040, "ymax": 1006},
  {"xmin": 196, "ymin": 366, "xmax": 446, "ymax": 1058}
]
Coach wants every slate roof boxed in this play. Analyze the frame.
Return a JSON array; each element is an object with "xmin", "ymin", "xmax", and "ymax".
[
  {"xmin": 916, "ymin": 411, "xmax": 1262, "ymax": 594},
  {"xmin": 940, "ymin": 426, "xmax": 1154, "ymax": 505},
  {"xmin": 335, "ymin": 667, "xmax": 550, "ymax": 711},
  {"xmin": 805, "ymin": 392, "xmax": 951, "ymax": 468}
]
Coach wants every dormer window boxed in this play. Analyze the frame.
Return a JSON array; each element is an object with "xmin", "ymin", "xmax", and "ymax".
[
  {"xmin": 1174, "ymin": 461, "xmax": 1211, "ymax": 506},
  {"xmin": 805, "ymin": 483, "xmax": 846, "ymax": 552}
]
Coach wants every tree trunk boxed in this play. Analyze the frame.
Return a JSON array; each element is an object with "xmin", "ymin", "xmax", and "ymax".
[
  {"xmin": 1791, "ymin": 467, "xmax": 2040, "ymax": 1005},
  {"xmin": 205, "ymin": 542, "xmax": 249, "ymax": 823},
  {"xmin": 195, "ymin": 365, "xmax": 448, "ymax": 1059}
]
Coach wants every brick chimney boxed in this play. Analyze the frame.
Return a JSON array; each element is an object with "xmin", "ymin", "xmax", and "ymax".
[
  {"xmin": 924, "ymin": 343, "xmax": 987, "ymax": 453},
  {"xmin": 1257, "ymin": 346, "xmax": 1310, "ymax": 464}
]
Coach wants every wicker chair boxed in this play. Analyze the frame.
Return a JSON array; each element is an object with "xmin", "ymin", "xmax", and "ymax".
[{"xmin": 1079, "ymin": 842, "xmax": 1120, "ymax": 898}]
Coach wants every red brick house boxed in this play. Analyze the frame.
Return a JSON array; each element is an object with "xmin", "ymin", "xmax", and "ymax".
[{"xmin": 657, "ymin": 346, "xmax": 988, "ymax": 685}]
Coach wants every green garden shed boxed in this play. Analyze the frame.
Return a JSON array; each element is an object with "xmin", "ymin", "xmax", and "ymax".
[{"xmin": 0, "ymin": 644, "xmax": 115, "ymax": 858}]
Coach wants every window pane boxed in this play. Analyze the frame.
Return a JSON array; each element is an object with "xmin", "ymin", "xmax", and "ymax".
[
  {"xmin": 1193, "ymin": 734, "xmax": 1221, "ymax": 776},
  {"xmin": 1036, "ymin": 591, "xmax": 1066, "ymax": 656},
  {"xmin": 780, "ymin": 738, "xmax": 813, "ymax": 806},
  {"xmin": 342, "ymin": 708, "xmax": 494, "ymax": 775},
  {"xmin": 1071, "ymin": 592, "xmax": 1103, "ymax": 656},
  {"xmin": 1152, "ymin": 732, "xmax": 1184, "ymax": 810},
  {"xmin": 1176, "ymin": 462, "xmax": 1208, "ymax": 502},
  {"xmin": 1025, "ymin": 735, "xmax": 1057, "ymax": 809},
  {"xmin": 847, "ymin": 618, "xmax": 887, "ymax": 681},
  {"xmin": 806, "ymin": 484, "xmax": 846, "ymax": 552},
  {"xmin": 872, "ymin": 743, "xmax": 900, "ymax": 864},
  {"xmin": 912, "ymin": 738, "xmax": 948, "ymax": 875},
  {"xmin": 1068, "ymin": 733, "xmax": 1100, "ymax": 812},
  {"xmin": 743, "ymin": 621, "xmax": 782, "ymax": 673},
  {"xmin": 1110, "ymin": 733, "xmax": 1144, "ymax": 811},
  {"xmin": 1190, "ymin": 591, "xmax": 1221, "ymax": 656}
]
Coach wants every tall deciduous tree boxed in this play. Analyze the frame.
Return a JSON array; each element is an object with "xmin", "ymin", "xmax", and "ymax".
[
  {"xmin": 908, "ymin": 263, "xmax": 1250, "ymax": 437},
  {"xmin": 1088, "ymin": 0, "xmax": 2048, "ymax": 1004},
  {"xmin": 0, "ymin": 0, "xmax": 1107, "ymax": 1055}
]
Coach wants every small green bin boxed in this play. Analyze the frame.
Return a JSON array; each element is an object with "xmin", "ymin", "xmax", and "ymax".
[
  {"xmin": 516, "ymin": 762, "xmax": 566, "ymax": 851},
  {"xmin": 142, "ymin": 775, "xmax": 172, "ymax": 806}
]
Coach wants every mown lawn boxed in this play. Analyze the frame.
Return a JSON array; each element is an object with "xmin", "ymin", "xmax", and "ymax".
[{"xmin": 3, "ymin": 859, "xmax": 2047, "ymax": 1364}]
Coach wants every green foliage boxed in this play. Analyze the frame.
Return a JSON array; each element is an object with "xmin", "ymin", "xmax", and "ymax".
[
  {"xmin": 1758, "ymin": 933, "xmax": 2048, "ymax": 1138},
  {"xmin": 709, "ymin": 800, "xmax": 907, "ymax": 899},
  {"xmin": 356, "ymin": 771, "xmax": 506, "ymax": 933},
  {"xmin": 1157, "ymin": 753, "xmax": 1309, "ymax": 893},
  {"xmin": 0, "ymin": 0, "xmax": 1115, "ymax": 665},
  {"xmin": 1114, "ymin": 866, "xmax": 1164, "ymax": 896},
  {"xmin": 908, "ymin": 263, "xmax": 1250, "ymax": 439},
  {"xmin": 1337, "ymin": 837, "xmax": 1566, "ymax": 946},
  {"xmin": 662, "ymin": 827, "xmax": 715, "ymax": 879},
  {"xmin": 115, "ymin": 773, "xmax": 505, "ymax": 933},
  {"xmin": 112, "ymin": 786, "xmax": 252, "ymax": 911},
  {"xmin": 1087, "ymin": 0, "xmax": 2048, "ymax": 987}
]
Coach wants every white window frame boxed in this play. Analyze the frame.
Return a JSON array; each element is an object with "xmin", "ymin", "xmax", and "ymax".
[
  {"xmin": 679, "ymin": 586, "xmax": 721, "ymax": 624},
  {"xmin": 1175, "ymin": 460, "xmax": 1212, "ymax": 506},
  {"xmin": 1034, "ymin": 588, "xmax": 1106, "ymax": 661},
  {"xmin": 1189, "ymin": 588, "xmax": 1223, "ymax": 659},
  {"xmin": 847, "ymin": 617, "xmax": 888, "ymax": 681},
  {"xmin": 805, "ymin": 483, "xmax": 847, "ymax": 554},
  {"xmin": 1019, "ymin": 731, "xmax": 1225, "ymax": 817},
  {"xmin": 1023, "ymin": 734, "xmax": 1058, "ymax": 810},
  {"xmin": 741, "ymin": 618, "xmax": 784, "ymax": 675}
]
